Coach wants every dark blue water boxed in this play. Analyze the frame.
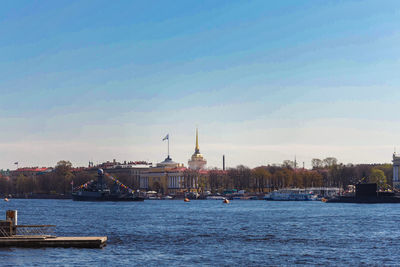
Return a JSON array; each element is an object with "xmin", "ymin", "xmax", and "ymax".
[{"xmin": 1, "ymin": 199, "xmax": 400, "ymax": 266}]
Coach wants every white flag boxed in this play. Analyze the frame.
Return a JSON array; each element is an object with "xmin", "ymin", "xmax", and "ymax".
[{"xmin": 162, "ymin": 134, "xmax": 169, "ymax": 141}]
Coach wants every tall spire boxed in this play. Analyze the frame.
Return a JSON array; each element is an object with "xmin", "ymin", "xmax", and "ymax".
[
  {"xmin": 189, "ymin": 127, "xmax": 207, "ymax": 170},
  {"xmin": 195, "ymin": 128, "xmax": 200, "ymax": 154}
]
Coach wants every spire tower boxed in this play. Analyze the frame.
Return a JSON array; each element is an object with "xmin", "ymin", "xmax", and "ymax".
[
  {"xmin": 195, "ymin": 128, "xmax": 200, "ymax": 153},
  {"xmin": 188, "ymin": 128, "xmax": 207, "ymax": 170}
]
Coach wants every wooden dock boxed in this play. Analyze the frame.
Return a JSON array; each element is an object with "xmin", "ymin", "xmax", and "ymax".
[
  {"xmin": 0, "ymin": 236, "xmax": 107, "ymax": 248},
  {"xmin": 1, "ymin": 210, "xmax": 107, "ymax": 248}
]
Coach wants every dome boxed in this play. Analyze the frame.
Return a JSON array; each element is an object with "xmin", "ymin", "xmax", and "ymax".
[{"xmin": 157, "ymin": 156, "xmax": 181, "ymax": 167}]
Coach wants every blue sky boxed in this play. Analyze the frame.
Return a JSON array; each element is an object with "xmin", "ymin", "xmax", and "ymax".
[{"xmin": 1, "ymin": 0, "xmax": 400, "ymax": 169}]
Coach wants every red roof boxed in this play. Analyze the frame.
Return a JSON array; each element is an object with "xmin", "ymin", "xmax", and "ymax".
[{"xmin": 16, "ymin": 167, "xmax": 50, "ymax": 172}]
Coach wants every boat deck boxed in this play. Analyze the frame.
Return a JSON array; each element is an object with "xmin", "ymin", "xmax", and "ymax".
[{"xmin": 0, "ymin": 235, "xmax": 107, "ymax": 248}]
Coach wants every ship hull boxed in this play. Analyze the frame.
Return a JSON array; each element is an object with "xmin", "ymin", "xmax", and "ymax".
[
  {"xmin": 327, "ymin": 196, "xmax": 400, "ymax": 203},
  {"xmin": 72, "ymin": 169, "xmax": 145, "ymax": 202},
  {"xmin": 72, "ymin": 193, "xmax": 144, "ymax": 202}
]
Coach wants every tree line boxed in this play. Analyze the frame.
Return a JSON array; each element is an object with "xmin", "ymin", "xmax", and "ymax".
[
  {"xmin": 0, "ymin": 158, "xmax": 393, "ymax": 196},
  {"xmin": 200, "ymin": 160, "xmax": 391, "ymax": 193}
]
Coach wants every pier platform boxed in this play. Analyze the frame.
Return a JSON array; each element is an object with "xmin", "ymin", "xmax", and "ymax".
[
  {"xmin": 1, "ymin": 210, "xmax": 107, "ymax": 248},
  {"xmin": 0, "ymin": 236, "xmax": 107, "ymax": 248}
]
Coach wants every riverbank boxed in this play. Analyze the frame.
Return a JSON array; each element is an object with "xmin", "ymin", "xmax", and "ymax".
[{"xmin": 4, "ymin": 194, "xmax": 72, "ymax": 199}]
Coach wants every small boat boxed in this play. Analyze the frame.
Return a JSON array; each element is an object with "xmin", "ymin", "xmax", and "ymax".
[
  {"xmin": 223, "ymin": 199, "xmax": 230, "ymax": 204},
  {"xmin": 264, "ymin": 189, "xmax": 317, "ymax": 201},
  {"xmin": 184, "ymin": 198, "xmax": 190, "ymax": 202},
  {"xmin": 4, "ymin": 198, "xmax": 9, "ymax": 202},
  {"xmin": 206, "ymin": 195, "xmax": 226, "ymax": 200},
  {"xmin": 163, "ymin": 195, "xmax": 174, "ymax": 200}
]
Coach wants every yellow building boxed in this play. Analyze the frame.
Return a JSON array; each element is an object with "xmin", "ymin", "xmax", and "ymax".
[
  {"xmin": 140, "ymin": 156, "xmax": 186, "ymax": 195},
  {"xmin": 140, "ymin": 130, "xmax": 208, "ymax": 195}
]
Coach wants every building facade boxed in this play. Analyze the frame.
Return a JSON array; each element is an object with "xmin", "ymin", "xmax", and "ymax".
[
  {"xmin": 140, "ymin": 156, "xmax": 186, "ymax": 194},
  {"xmin": 393, "ymin": 153, "xmax": 400, "ymax": 189},
  {"xmin": 140, "ymin": 130, "xmax": 210, "ymax": 195},
  {"xmin": 10, "ymin": 167, "xmax": 53, "ymax": 177},
  {"xmin": 140, "ymin": 157, "xmax": 208, "ymax": 195}
]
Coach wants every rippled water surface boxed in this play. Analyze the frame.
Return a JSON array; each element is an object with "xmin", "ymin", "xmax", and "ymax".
[{"xmin": 1, "ymin": 199, "xmax": 400, "ymax": 266}]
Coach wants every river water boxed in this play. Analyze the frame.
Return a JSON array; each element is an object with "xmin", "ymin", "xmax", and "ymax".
[{"xmin": 1, "ymin": 199, "xmax": 400, "ymax": 266}]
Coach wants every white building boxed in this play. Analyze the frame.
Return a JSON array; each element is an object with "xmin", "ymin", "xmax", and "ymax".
[{"xmin": 393, "ymin": 153, "xmax": 400, "ymax": 189}]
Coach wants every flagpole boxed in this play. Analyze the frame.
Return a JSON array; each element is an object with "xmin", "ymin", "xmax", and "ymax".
[{"xmin": 163, "ymin": 134, "xmax": 170, "ymax": 158}]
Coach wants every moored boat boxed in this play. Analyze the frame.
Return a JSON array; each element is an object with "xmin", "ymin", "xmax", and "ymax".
[
  {"xmin": 206, "ymin": 195, "xmax": 226, "ymax": 200},
  {"xmin": 264, "ymin": 189, "xmax": 317, "ymax": 201},
  {"xmin": 326, "ymin": 183, "xmax": 400, "ymax": 203},
  {"xmin": 72, "ymin": 169, "xmax": 144, "ymax": 201}
]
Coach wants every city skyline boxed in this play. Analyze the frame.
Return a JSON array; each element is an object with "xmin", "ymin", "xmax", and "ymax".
[
  {"xmin": 1, "ymin": 1, "xmax": 400, "ymax": 169},
  {"xmin": 0, "ymin": 129, "xmax": 395, "ymax": 170}
]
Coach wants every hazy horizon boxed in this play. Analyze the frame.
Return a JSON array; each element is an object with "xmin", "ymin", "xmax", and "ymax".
[{"xmin": 1, "ymin": 1, "xmax": 400, "ymax": 170}]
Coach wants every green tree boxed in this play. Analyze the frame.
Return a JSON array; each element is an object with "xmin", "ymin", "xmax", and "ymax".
[
  {"xmin": 369, "ymin": 168, "xmax": 387, "ymax": 190},
  {"xmin": 375, "ymin": 164, "xmax": 393, "ymax": 186}
]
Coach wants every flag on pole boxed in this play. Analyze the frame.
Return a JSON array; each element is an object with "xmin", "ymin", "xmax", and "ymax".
[{"xmin": 162, "ymin": 134, "xmax": 169, "ymax": 141}]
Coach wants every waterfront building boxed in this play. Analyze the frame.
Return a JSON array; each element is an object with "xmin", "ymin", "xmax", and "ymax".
[
  {"xmin": 10, "ymin": 167, "xmax": 53, "ymax": 177},
  {"xmin": 82, "ymin": 160, "xmax": 152, "ymax": 189},
  {"xmin": 140, "ymin": 157, "xmax": 207, "ymax": 195},
  {"xmin": 393, "ymin": 153, "xmax": 400, "ymax": 189},
  {"xmin": 101, "ymin": 161, "xmax": 151, "ymax": 190},
  {"xmin": 188, "ymin": 128, "xmax": 207, "ymax": 170},
  {"xmin": 139, "ymin": 131, "xmax": 210, "ymax": 195},
  {"xmin": 140, "ymin": 156, "xmax": 186, "ymax": 194}
]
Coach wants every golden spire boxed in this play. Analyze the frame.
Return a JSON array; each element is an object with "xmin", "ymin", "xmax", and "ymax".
[{"xmin": 195, "ymin": 128, "xmax": 200, "ymax": 153}]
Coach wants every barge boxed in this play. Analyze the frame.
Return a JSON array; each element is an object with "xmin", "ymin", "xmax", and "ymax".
[{"xmin": 326, "ymin": 183, "xmax": 400, "ymax": 203}]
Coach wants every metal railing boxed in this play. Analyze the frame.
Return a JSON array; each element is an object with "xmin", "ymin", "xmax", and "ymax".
[
  {"xmin": 0, "ymin": 227, "xmax": 11, "ymax": 237},
  {"xmin": 15, "ymin": 225, "xmax": 56, "ymax": 236}
]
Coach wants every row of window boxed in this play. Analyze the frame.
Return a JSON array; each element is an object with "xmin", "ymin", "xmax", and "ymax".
[{"xmin": 139, "ymin": 176, "xmax": 198, "ymax": 189}]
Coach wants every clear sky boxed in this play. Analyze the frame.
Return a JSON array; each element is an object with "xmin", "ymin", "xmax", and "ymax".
[{"xmin": 1, "ymin": 0, "xmax": 400, "ymax": 170}]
